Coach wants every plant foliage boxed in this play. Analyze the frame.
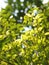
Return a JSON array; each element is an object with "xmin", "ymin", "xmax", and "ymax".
[{"xmin": 0, "ymin": 0, "xmax": 49, "ymax": 65}]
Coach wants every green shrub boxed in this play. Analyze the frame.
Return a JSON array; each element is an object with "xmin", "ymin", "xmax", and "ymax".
[{"xmin": 0, "ymin": 1, "xmax": 49, "ymax": 65}]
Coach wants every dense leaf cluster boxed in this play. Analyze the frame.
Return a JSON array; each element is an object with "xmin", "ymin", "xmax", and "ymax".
[{"xmin": 0, "ymin": 0, "xmax": 49, "ymax": 65}]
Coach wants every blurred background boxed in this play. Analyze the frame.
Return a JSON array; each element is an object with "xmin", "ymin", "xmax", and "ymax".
[
  {"xmin": 0, "ymin": 0, "xmax": 49, "ymax": 26},
  {"xmin": 0, "ymin": 0, "xmax": 49, "ymax": 11}
]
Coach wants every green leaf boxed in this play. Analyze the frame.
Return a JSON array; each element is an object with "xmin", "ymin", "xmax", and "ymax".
[{"xmin": 45, "ymin": 32, "xmax": 49, "ymax": 35}]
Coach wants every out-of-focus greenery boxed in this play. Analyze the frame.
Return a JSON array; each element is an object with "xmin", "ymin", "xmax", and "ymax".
[
  {"xmin": 0, "ymin": 0, "xmax": 49, "ymax": 65},
  {"xmin": 4, "ymin": 0, "xmax": 43, "ymax": 22}
]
